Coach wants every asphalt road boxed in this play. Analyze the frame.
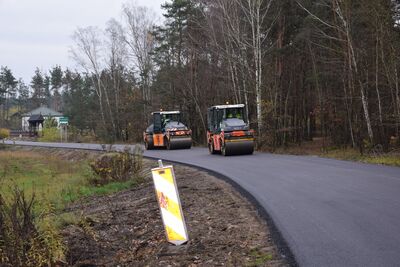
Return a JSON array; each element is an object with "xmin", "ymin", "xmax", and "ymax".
[{"xmin": 4, "ymin": 140, "xmax": 400, "ymax": 267}]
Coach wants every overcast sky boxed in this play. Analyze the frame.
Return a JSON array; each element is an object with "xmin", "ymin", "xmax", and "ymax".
[{"xmin": 0, "ymin": 0, "xmax": 164, "ymax": 84}]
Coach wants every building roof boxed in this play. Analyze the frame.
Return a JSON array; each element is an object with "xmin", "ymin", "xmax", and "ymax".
[
  {"xmin": 10, "ymin": 111, "xmax": 22, "ymax": 118},
  {"xmin": 210, "ymin": 104, "xmax": 245, "ymax": 109},
  {"xmin": 23, "ymin": 106, "xmax": 63, "ymax": 117},
  {"xmin": 28, "ymin": 114, "xmax": 44, "ymax": 122},
  {"xmin": 151, "ymin": 111, "xmax": 180, "ymax": 115}
]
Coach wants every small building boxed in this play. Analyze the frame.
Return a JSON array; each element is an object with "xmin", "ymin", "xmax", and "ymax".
[{"xmin": 22, "ymin": 106, "xmax": 64, "ymax": 135}]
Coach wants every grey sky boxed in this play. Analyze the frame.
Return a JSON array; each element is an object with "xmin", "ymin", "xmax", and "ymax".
[{"xmin": 0, "ymin": 0, "xmax": 164, "ymax": 84}]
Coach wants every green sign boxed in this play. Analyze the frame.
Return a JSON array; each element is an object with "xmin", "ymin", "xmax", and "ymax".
[{"xmin": 59, "ymin": 117, "xmax": 69, "ymax": 125}]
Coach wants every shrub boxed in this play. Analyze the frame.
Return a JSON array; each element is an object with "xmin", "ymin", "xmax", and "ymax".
[
  {"xmin": 38, "ymin": 127, "xmax": 60, "ymax": 142},
  {"xmin": 43, "ymin": 118, "xmax": 58, "ymax": 128},
  {"xmin": 68, "ymin": 127, "xmax": 98, "ymax": 143},
  {"xmin": 89, "ymin": 146, "xmax": 143, "ymax": 185},
  {"xmin": 0, "ymin": 188, "xmax": 64, "ymax": 266},
  {"xmin": 0, "ymin": 128, "xmax": 10, "ymax": 139},
  {"xmin": 38, "ymin": 118, "xmax": 62, "ymax": 142}
]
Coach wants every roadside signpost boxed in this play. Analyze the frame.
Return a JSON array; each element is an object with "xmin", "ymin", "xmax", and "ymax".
[
  {"xmin": 59, "ymin": 117, "xmax": 69, "ymax": 125},
  {"xmin": 151, "ymin": 160, "xmax": 188, "ymax": 245},
  {"xmin": 59, "ymin": 117, "xmax": 69, "ymax": 142}
]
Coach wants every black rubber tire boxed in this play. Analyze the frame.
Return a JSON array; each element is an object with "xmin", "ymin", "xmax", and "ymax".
[
  {"xmin": 208, "ymin": 142, "xmax": 215, "ymax": 154},
  {"xmin": 166, "ymin": 138, "xmax": 171, "ymax": 150},
  {"xmin": 249, "ymin": 146, "xmax": 254, "ymax": 155},
  {"xmin": 185, "ymin": 143, "xmax": 192, "ymax": 149},
  {"xmin": 221, "ymin": 142, "xmax": 228, "ymax": 156},
  {"xmin": 145, "ymin": 140, "xmax": 153, "ymax": 150}
]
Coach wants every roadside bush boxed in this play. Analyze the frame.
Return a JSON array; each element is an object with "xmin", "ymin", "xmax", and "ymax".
[
  {"xmin": 89, "ymin": 146, "xmax": 143, "ymax": 185},
  {"xmin": 68, "ymin": 127, "xmax": 98, "ymax": 143},
  {"xmin": 38, "ymin": 118, "xmax": 61, "ymax": 142},
  {"xmin": 0, "ymin": 128, "xmax": 10, "ymax": 139},
  {"xmin": 0, "ymin": 188, "xmax": 64, "ymax": 267},
  {"xmin": 38, "ymin": 127, "xmax": 60, "ymax": 142},
  {"xmin": 43, "ymin": 118, "xmax": 58, "ymax": 128},
  {"xmin": 78, "ymin": 133, "xmax": 98, "ymax": 143}
]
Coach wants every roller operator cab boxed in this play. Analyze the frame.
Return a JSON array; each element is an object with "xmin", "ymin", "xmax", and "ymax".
[
  {"xmin": 207, "ymin": 104, "xmax": 255, "ymax": 156},
  {"xmin": 144, "ymin": 111, "xmax": 192, "ymax": 150}
]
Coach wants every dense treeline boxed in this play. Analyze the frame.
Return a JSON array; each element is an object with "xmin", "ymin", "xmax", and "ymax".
[{"xmin": 1, "ymin": 0, "xmax": 400, "ymax": 150}]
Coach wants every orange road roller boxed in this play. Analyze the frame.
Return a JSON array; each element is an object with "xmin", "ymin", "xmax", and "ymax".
[
  {"xmin": 144, "ymin": 111, "xmax": 192, "ymax": 150},
  {"xmin": 207, "ymin": 104, "xmax": 254, "ymax": 156}
]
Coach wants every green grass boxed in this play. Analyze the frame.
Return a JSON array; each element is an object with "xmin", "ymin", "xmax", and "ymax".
[
  {"xmin": 269, "ymin": 140, "xmax": 400, "ymax": 167},
  {"xmin": 62, "ymin": 179, "xmax": 143, "ymax": 203},
  {"xmin": 322, "ymin": 149, "xmax": 400, "ymax": 167},
  {"xmin": 0, "ymin": 150, "xmax": 141, "ymax": 213},
  {"xmin": 247, "ymin": 247, "xmax": 274, "ymax": 266},
  {"xmin": 0, "ymin": 149, "xmax": 146, "ymax": 265}
]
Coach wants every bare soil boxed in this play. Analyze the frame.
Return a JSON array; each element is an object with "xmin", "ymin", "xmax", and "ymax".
[{"xmin": 9, "ymin": 146, "xmax": 288, "ymax": 267}]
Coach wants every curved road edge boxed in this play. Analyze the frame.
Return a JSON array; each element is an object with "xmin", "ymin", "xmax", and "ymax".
[{"xmin": 145, "ymin": 155, "xmax": 298, "ymax": 267}]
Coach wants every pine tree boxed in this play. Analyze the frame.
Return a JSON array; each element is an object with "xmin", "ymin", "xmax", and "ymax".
[
  {"xmin": 31, "ymin": 68, "xmax": 46, "ymax": 107},
  {"xmin": 44, "ymin": 75, "xmax": 52, "ymax": 107},
  {"xmin": 50, "ymin": 65, "xmax": 63, "ymax": 90},
  {"xmin": 16, "ymin": 79, "xmax": 30, "ymax": 112},
  {"xmin": 153, "ymin": 0, "xmax": 195, "ymax": 67},
  {"xmin": 0, "ymin": 66, "xmax": 17, "ymax": 122}
]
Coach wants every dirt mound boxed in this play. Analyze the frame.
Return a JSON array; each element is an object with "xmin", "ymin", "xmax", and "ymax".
[{"xmin": 62, "ymin": 163, "xmax": 287, "ymax": 266}]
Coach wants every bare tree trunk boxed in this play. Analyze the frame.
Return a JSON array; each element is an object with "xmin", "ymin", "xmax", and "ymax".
[
  {"xmin": 90, "ymin": 75, "xmax": 106, "ymax": 132},
  {"xmin": 334, "ymin": 0, "xmax": 374, "ymax": 142},
  {"xmin": 375, "ymin": 35, "xmax": 383, "ymax": 125},
  {"xmin": 395, "ymin": 65, "xmax": 400, "ymax": 140},
  {"xmin": 187, "ymin": 50, "xmax": 207, "ymax": 137},
  {"xmin": 247, "ymin": 0, "xmax": 264, "ymax": 134},
  {"xmin": 214, "ymin": 0, "xmax": 275, "ymax": 134},
  {"xmin": 342, "ymin": 75, "xmax": 356, "ymax": 147},
  {"xmin": 309, "ymin": 43, "xmax": 326, "ymax": 144},
  {"xmin": 283, "ymin": 85, "xmax": 291, "ymax": 146},
  {"xmin": 381, "ymin": 39, "xmax": 400, "ymax": 141},
  {"xmin": 102, "ymin": 78, "xmax": 117, "ymax": 138},
  {"xmin": 71, "ymin": 27, "xmax": 108, "ymax": 132},
  {"xmin": 122, "ymin": 4, "xmax": 155, "ymax": 123}
]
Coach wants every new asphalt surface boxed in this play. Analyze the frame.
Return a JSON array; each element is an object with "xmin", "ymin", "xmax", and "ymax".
[{"xmin": 4, "ymin": 141, "xmax": 400, "ymax": 267}]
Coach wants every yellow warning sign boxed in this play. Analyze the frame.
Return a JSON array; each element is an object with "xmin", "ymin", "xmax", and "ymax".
[{"xmin": 151, "ymin": 161, "xmax": 188, "ymax": 245}]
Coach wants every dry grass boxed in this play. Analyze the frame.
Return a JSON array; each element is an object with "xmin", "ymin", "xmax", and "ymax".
[
  {"xmin": 0, "ymin": 148, "xmax": 145, "ymax": 266},
  {"xmin": 0, "ymin": 147, "xmax": 145, "ymax": 212},
  {"xmin": 0, "ymin": 151, "xmax": 87, "ymax": 211},
  {"xmin": 0, "ymin": 188, "xmax": 65, "ymax": 267},
  {"xmin": 323, "ymin": 149, "xmax": 400, "ymax": 167},
  {"xmin": 263, "ymin": 138, "xmax": 400, "ymax": 167}
]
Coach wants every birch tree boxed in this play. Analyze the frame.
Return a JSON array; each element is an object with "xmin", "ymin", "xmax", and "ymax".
[
  {"xmin": 122, "ymin": 3, "xmax": 156, "ymax": 119},
  {"xmin": 296, "ymin": 0, "xmax": 374, "ymax": 144},
  {"xmin": 105, "ymin": 19, "xmax": 127, "ymax": 137},
  {"xmin": 71, "ymin": 26, "xmax": 111, "ymax": 136},
  {"xmin": 205, "ymin": 0, "xmax": 275, "ymax": 134}
]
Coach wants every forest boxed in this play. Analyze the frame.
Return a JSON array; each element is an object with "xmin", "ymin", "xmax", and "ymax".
[{"xmin": 1, "ymin": 0, "xmax": 400, "ymax": 151}]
